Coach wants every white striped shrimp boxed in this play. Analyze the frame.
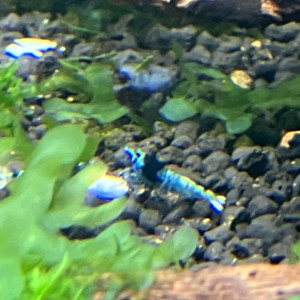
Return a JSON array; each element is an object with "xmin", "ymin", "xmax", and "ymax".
[{"xmin": 156, "ymin": 168, "xmax": 226, "ymax": 213}]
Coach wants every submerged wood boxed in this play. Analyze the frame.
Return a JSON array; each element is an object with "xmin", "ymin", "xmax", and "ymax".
[{"xmin": 98, "ymin": 263, "xmax": 300, "ymax": 300}]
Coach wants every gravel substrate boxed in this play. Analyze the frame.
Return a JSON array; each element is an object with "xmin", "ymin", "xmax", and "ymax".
[{"xmin": 0, "ymin": 7, "xmax": 299, "ymax": 267}]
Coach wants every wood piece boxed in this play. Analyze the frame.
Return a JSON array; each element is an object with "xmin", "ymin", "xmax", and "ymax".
[{"xmin": 143, "ymin": 264, "xmax": 300, "ymax": 300}]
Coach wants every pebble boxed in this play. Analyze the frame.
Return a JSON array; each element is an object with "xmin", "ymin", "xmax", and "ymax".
[
  {"xmin": 200, "ymin": 151, "xmax": 231, "ymax": 175},
  {"xmin": 264, "ymin": 22, "xmax": 300, "ymax": 42},
  {"xmin": 228, "ymin": 237, "xmax": 264, "ymax": 259},
  {"xmin": 139, "ymin": 208, "xmax": 162, "ymax": 233},
  {"xmin": 247, "ymin": 195, "xmax": 278, "ymax": 218},
  {"xmin": 268, "ymin": 242, "xmax": 291, "ymax": 263},
  {"xmin": 170, "ymin": 135, "xmax": 194, "ymax": 150},
  {"xmin": 156, "ymin": 146, "xmax": 184, "ymax": 164},
  {"xmin": 203, "ymin": 241, "xmax": 226, "ymax": 262},
  {"xmin": 162, "ymin": 202, "xmax": 193, "ymax": 224},
  {"xmin": 204, "ymin": 225, "xmax": 235, "ymax": 244}
]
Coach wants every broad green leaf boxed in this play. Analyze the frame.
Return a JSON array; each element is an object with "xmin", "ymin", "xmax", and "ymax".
[{"xmin": 159, "ymin": 97, "xmax": 198, "ymax": 122}]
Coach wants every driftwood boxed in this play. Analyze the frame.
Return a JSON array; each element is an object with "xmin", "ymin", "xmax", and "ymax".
[
  {"xmin": 110, "ymin": 0, "xmax": 300, "ymax": 26},
  {"xmin": 94, "ymin": 263, "xmax": 300, "ymax": 300}
]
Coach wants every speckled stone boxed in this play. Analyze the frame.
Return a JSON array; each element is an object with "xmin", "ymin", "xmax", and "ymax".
[{"xmin": 196, "ymin": 132, "xmax": 227, "ymax": 156}]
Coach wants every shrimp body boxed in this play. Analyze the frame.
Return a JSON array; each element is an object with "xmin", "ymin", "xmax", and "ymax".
[{"xmin": 157, "ymin": 169, "xmax": 226, "ymax": 213}]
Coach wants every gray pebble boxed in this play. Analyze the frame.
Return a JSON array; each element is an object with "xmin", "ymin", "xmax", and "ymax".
[
  {"xmin": 162, "ymin": 202, "xmax": 192, "ymax": 224},
  {"xmin": 203, "ymin": 241, "xmax": 225, "ymax": 262},
  {"xmin": 228, "ymin": 238, "xmax": 264, "ymax": 259},
  {"xmin": 70, "ymin": 43, "xmax": 96, "ymax": 57},
  {"xmin": 221, "ymin": 206, "xmax": 249, "ymax": 226},
  {"xmin": 152, "ymin": 121, "xmax": 174, "ymax": 141},
  {"xmin": 122, "ymin": 198, "xmax": 142, "ymax": 220},
  {"xmin": 200, "ymin": 151, "xmax": 230, "ymax": 175},
  {"xmin": 182, "ymin": 45, "xmax": 211, "ymax": 65},
  {"xmin": 265, "ymin": 22, "xmax": 300, "ymax": 42},
  {"xmin": 247, "ymin": 195, "xmax": 278, "ymax": 218},
  {"xmin": 196, "ymin": 30, "xmax": 219, "ymax": 51},
  {"xmin": 277, "ymin": 57, "xmax": 300, "ymax": 74},
  {"xmin": 182, "ymin": 154, "xmax": 202, "ymax": 172},
  {"xmin": 174, "ymin": 120, "xmax": 200, "ymax": 141},
  {"xmin": 197, "ymin": 218, "xmax": 214, "ymax": 234},
  {"xmin": 292, "ymin": 175, "xmax": 300, "ymax": 198},
  {"xmin": 231, "ymin": 146, "xmax": 272, "ymax": 178},
  {"xmin": 197, "ymin": 132, "xmax": 227, "ymax": 156},
  {"xmin": 156, "ymin": 146, "xmax": 184, "ymax": 164},
  {"xmin": 139, "ymin": 209, "xmax": 162, "ymax": 232},
  {"xmin": 244, "ymin": 214, "xmax": 282, "ymax": 248},
  {"xmin": 211, "ymin": 50, "xmax": 242, "ymax": 70},
  {"xmin": 204, "ymin": 225, "xmax": 234, "ymax": 244},
  {"xmin": 217, "ymin": 35, "xmax": 242, "ymax": 53},
  {"xmin": 0, "ymin": 13, "xmax": 20, "ymax": 30},
  {"xmin": 171, "ymin": 135, "xmax": 193, "ymax": 150},
  {"xmin": 280, "ymin": 196, "xmax": 300, "ymax": 222},
  {"xmin": 192, "ymin": 200, "xmax": 212, "ymax": 218},
  {"xmin": 268, "ymin": 242, "xmax": 290, "ymax": 263},
  {"xmin": 138, "ymin": 136, "xmax": 167, "ymax": 151}
]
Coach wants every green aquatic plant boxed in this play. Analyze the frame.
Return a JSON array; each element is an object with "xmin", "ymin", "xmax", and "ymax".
[
  {"xmin": 0, "ymin": 124, "xmax": 198, "ymax": 299},
  {"xmin": 39, "ymin": 61, "xmax": 129, "ymax": 124},
  {"xmin": 159, "ymin": 62, "xmax": 300, "ymax": 134}
]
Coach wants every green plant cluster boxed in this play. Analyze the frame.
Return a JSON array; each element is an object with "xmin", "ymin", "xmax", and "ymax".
[
  {"xmin": 38, "ymin": 59, "xmax": 129, "ymax": 125},
  {"xmin": 0, "ymin": 124, "xmax": 198, "ymax": 299},
  {"xmin": 159, "ymin": 62, "xmax": 300, "ymax": 134}
]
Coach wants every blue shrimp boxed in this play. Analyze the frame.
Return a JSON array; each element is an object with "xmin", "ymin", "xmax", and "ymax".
[{"xmin": 156, "ymin": 168, "xmax": 226, "ymax": 213}]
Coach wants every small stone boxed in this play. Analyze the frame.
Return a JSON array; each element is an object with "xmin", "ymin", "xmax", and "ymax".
[
  {"xmin": 244, "ymin": 214, "xmax": 282, "ymax": 248},
  {"xmin": 200, "ymin": 151, "xmax": 231, "ymax": 175},
  {"xmin": 196, "ymin": 132, "xmax": 227, "ymax": 156},
  {"xmin": 0, "ymin": 13, "xmax": 20, "ymax": 30},
  {"xmin": 196, "ymin": 30, "xmax": 220, "ymax": 51},
  {"xmin": 221, "ymin": 206, "xmax": 249, "ymax": 227},
  {"xmin": 192, "ymin": 201, "xmax": 212, "ymax": 218},
  {"xmin": 204, "ymin": 225, "xmax": 234, "ymax": 244},
  {"xmin": 211, "ymin": 50, "xmax": 242, "ymax": 70},
  {"xmin": 182, "ymin": 155, "xmax": 202, "ymax": 172},
  {"xmin": 171, "ymin": 135, "xmax": 193, "ymax": 150},
  {"xmin": 247, "ymin": 195, "xmax": 278, "ymax": 218},
  {"xmin": 197, "ymin": 218, "xmax": 214, "ymax": 234},
  {"xmin": 156, "ymin": 146, "xmax": 184, "ymax": 164},
  {"xmin": 265, "ymin": 22, "xmax": 300, "ymax": 42},
  {"xmin": 228, "ymin": 238, "xmax": 264, "ymax": 259},
  {"xmin": 217, "ymin": 35, "xmax": 242, "ymax": 53},
  {"xmin": 138, "ymin": 136, "xmax": 167, "ymax": 151},
  {"xmin": 230, "ymin": 70, "xmax": 253, "ymax": 89},
  {"xmin": 203, "ymin": 241, "xmax": 226, "ymax": 262},
  {"xmin": 174, "ymin": 120, "xmax": 200, "ymax": 141},
  {"xmin": 139, "ymin": 209, "xmax": 162, "ymax": 233},
  {"xmin": 268, "ymin": 242, "xmax": 290, "ymax": 263},
  {"xmin": 162, "ymin": 202, "xmax": 192, "ymax": 224},
  {"xmin": 280, "ymin": 196, "xmax": 300, "ymax": 222},
  {"xmin": 182, "ymin": 45, "xmax": 211, "ymax": 65},
  {"xmin": 231, "ymin": 146, "xmax": 272, "ymax": 178}
]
